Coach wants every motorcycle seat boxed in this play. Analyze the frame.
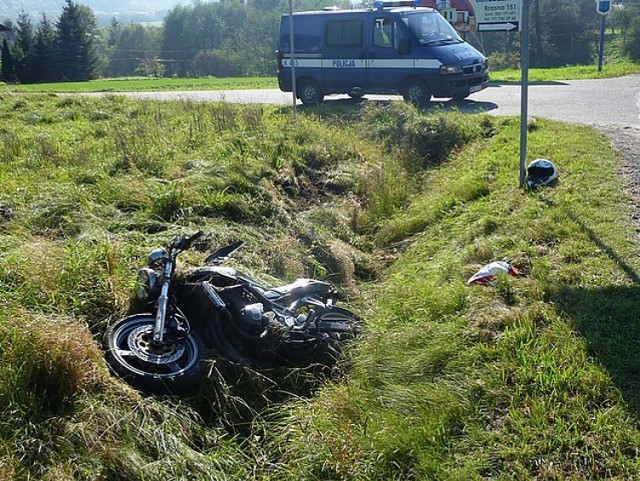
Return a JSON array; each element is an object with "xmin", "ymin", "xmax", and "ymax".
[{"xmin": 263, "ymin": 278, "xmax": 332, "ymax": 300}]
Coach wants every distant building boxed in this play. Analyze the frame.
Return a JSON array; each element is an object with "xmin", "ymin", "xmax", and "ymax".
[{"xmin": 419, "ymin": 0, "xmax": 477, "ymax": 32}]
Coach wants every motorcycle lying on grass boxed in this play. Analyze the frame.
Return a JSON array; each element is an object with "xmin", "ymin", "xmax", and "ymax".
[{"xmin": 105, "ymin": 232, "xmax": 361, "ymax": 394}]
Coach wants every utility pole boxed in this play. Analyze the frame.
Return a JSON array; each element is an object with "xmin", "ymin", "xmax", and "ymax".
[
  {"xmin": 596, "ymin": 0, "xmax": 612, "ymax": 72},
  {"xmin": 288, "ymin": 0, "xmax": 297, "ymax": 110},
  {"xmin": 519, "ymin": 0, "xmax": 530, "ymax": 187}
]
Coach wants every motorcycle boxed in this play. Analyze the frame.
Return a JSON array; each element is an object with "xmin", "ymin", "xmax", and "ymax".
[{"xmin": 105, "ymin": 231, "xmax": 361, "ymax": 394}]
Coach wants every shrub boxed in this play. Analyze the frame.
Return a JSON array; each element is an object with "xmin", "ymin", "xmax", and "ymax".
[{"xmin": 487, "ymin": 51, "xmax": 521, "ymax": 70}]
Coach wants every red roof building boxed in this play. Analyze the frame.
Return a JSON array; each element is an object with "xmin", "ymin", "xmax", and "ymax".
[{"xmin": 417, "ymin": 0, "xmax": 477, "ymax": 32}]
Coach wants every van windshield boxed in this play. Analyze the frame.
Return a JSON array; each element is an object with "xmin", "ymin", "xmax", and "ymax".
[{"xmin": 401, "ymin": 11, "xmax": 463, "ymax": 46}]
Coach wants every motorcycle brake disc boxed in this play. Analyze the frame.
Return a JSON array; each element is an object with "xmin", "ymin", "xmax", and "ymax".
[{"xmin": 127, "ymin": 325, "xmax": 186, "ymax": 365}]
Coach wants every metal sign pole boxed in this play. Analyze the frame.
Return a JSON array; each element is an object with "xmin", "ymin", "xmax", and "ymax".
[
  {"xmin": 519, "ymin": 0, "xmax": 529, "ymax": 187},
  {"xmin": 596, "ymin": 0, "xmax": 612, "ymax": 72},
  {"xmin": 288, "ymin": 0, "xmax": 297, "ymax": 111},
  {"xmin": 597, "ymin": 9, "xmax": 606, "ymax": 72}
]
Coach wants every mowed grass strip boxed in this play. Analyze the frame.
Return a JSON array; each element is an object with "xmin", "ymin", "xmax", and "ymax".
[{"xmin": 0, "ymin": 76, "xmax": 278, "ymax": 93}]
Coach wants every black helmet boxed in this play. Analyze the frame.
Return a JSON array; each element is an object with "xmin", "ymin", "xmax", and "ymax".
[{"xmin": 526, "ymin": 158, "xmax": 558, "ymax": 188}]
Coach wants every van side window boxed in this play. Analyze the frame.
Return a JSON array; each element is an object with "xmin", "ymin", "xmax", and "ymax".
[
  {"xmin": 373, "ymin": 18, "xmax": 407, "ymax": 51},
  {"xmin": 326, "ymin": 20, "xmax": 363, "ymax": 47}
]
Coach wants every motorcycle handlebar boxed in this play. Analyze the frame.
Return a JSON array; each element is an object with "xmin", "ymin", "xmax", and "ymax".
[
  {"xmin": 187, "ymin": 230, "xmax": 205, "ymax": 244},
  {"xmin": 174, "ymin": 231, "xmax": 205, "ymax": 250}
]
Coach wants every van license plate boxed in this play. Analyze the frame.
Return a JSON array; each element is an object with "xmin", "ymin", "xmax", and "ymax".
[{"xmin": 469, "ymin": 85, "xmax": 482, "ymax": 93}]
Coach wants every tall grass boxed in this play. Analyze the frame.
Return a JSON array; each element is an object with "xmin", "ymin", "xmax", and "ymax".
[
  {"xmin": 0, "ymin": 93, "xmax": 489, "ymax": 478},
  {"xmin": 1, "ymin": 93, "xmax": 638, "ymax": 479},
  {"xmin": 270, "ymin": 119, "xmax": 640, "ymax": 479}
]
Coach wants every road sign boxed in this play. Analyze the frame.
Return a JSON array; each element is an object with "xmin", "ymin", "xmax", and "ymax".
[
  {"xmin": 478, "ymin": 22, "xmax": 519, "ymax": 32},
  {"xmin": 469, "ymin": 0, "xmax": 522, "ymax": 32},
  {"xmin": 596, "ymin": 0, "xmax": 612, "ymax": 15}
]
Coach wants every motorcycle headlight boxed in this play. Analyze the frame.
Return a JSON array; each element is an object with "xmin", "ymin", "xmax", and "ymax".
[
  {"xmin": 147, "ymin": 248, "xmax": 168, "ymax": 269},
  {"xmin": 136, "ymin": 268, "xmax": 158, "ymax": 301}
]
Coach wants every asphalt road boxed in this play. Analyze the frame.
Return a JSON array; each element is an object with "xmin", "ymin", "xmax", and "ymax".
[{"xmin": 109, "ymin": 74, "xmax": 640, "ymax": 128}]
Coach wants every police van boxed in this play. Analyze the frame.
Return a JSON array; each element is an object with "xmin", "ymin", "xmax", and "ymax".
[{"xmin": 276, "ymin": 0, "xmax": 489, "ymax": 106}]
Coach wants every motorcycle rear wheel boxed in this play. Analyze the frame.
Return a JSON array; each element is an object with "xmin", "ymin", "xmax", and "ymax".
[{"xmin": 105, "ymin": 314, "xmax": 207, "ymax": 394}]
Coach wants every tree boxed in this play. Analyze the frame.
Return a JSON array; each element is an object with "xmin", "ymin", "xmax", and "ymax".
[
  {"xmin": 531, "ymin": 0, "xmax": 545, "ymax": 67},
  {"xmin": 1, "ymin": 39, "xmax": 16, "ymax": 82},
  {"xmin": 190, "ymin": 49, "xmax": 237, "ymax": 77},
  {"xmin": 508, "ymin": 0, "xmax": 597, "ymax": 68},
  {"xmin": 621, "ymin": 5, "xmax": 640, "ymax": 60},
  {"xmin": 611, "ymin": 3, "xmax": 637, "ymax": 41},
  {"xmin": 34, "ymin": 14, "xmax": 58, "ymax": 82},
  {"xmin": 107, "ymin": 17, "xmax": 121, "ymax": 48},
  {"xmin": 134, "ymin": 57, "xmax": 165, "ymax": 77},
  {"xmin": 106, "ymin": 23, "xmax": 162, "ymax": 77},
  {"xmin": 12, "ymin": 10, "xmax": 36, "ymax": 82},
  {"xmin": 56, "ymin": 0, "xmax": 100, "ymax": 81},
  {"xmin": 160, "ymin": 0, "xmax": 335, "ymax": 77}
]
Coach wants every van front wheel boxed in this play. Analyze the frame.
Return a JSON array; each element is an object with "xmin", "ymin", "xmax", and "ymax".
[
  {"xmin": 299, "ymin": 79, "xmax": 324, "ymax": 106},
  {"xmin": 402, "ymin": 79, "xmax": 431, "ymax": 108}
]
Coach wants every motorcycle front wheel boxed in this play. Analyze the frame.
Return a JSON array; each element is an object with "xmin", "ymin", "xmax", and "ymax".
[{"xmin": 105, "ymin": 314, "xmax": 207, "ymax": 394}]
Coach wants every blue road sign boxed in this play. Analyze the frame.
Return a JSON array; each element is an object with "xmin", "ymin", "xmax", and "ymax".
[{"xmin": 597, "ymin": 0, "xmax": 612, "ymax": 15}]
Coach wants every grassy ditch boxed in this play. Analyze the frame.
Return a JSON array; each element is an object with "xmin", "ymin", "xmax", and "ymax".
[
  {"xmin": 0, "ymin": 94, "xmax": 639, "ymax": 479},
  {"xmin": 272, "ymin": 115, "xmax": 640, "ymax": 479},
  {"xmin": 0, "ymin": 94, "xmax": 488, "ymax": 479}
]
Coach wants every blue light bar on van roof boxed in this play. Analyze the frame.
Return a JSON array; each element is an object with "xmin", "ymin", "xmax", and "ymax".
[{"xmin": 373, "ymin": 0, "xmax": 420, "ymax": 9}]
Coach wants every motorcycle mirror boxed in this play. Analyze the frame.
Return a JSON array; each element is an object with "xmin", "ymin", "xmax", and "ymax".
[{"xmin": 204, "ymin": 240, "xmax": 244, "ymax": 264}]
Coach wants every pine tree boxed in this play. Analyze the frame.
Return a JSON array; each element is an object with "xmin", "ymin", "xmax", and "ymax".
[
  {"xmin": 56, "ymin": 0, "xmax": 99, "ymax": 81},
  {"xmin": 1, "ymin": 38, "xmax": 15, "ymax": 82},
  {"xmin": 12, "ymin": 10, "xmax": 35, "ymax": 82},
  {"xmin": 34, "ymin": 14, "xmax": 57, "ymax": 82},
  {"xmin": 107, "ymin": 17, "xmax": 121, "ymax": 48}
]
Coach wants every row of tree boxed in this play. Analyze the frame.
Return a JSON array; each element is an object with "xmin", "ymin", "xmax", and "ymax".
[
  {"xmin": 1, "ymin": 0, "xmax": 639, "ymax": 84},
  {"xmin": 2, "ymin": 0, "xmax": 100, "ymax": 82},
  {"xmin": 476, "ymin": 0, "xmax": 640, "ymax": 69},
  {"xmin": 611, "ymin": 0, "xmax": 640, "ymax": 61}
]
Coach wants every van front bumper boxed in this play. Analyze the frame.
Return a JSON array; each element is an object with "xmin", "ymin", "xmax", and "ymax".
[{"xmin": 432, "ymin": 72, "xmax": 490, "ymax": 99}]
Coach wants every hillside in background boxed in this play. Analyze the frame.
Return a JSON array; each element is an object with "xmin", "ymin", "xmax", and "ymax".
[{"xmin": 0, "ymin": 0, "xmax": 187, "ymax": 23}]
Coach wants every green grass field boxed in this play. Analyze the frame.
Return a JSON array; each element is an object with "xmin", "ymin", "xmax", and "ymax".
[
  {"xmin": 491, "ymin": 60, "xmax": 640, "ymax": 82},
  {"xmin": 0, "ymin": 92, "xmax": 639, "ymax": 479},
  {"xmin": 0, "ymin": 76, "xmax": 279, "ymax": 93}
]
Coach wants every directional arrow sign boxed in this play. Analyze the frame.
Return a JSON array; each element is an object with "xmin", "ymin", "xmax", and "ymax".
[
  {"xmin": 478, "ymin": 22, "xmax": 519, "ymax": 32},
  {"xmin": 469, "ymin": 0, "xmax": 522, "ymax": 32}
]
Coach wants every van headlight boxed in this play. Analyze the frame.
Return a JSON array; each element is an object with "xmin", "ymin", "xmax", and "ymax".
[
  {"xmin": 440, "ymin": 64, "xmax": 462, "ymax": 75},
  {"xmin": 136, "ymin": 268, "xmax": 158, "ymax": 301}
]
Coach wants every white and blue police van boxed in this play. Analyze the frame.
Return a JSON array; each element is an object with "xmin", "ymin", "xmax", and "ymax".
[{"xmin": 276, "ymin": 0, "xmax": 489, "ymax": 106}]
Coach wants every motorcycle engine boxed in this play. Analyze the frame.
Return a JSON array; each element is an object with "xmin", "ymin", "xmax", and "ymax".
[
  {"xmin": 241, "ymin": 303, "xmax": 265, "ymax": 326},
  {"xmin": 240, "ymin": 303, "xmax": 291, "ymax": 338}
]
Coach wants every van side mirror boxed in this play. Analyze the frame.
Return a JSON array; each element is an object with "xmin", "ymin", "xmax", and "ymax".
[{"xmin": 396, "ymin": 38, "xmax": 410, "ymax": 55}]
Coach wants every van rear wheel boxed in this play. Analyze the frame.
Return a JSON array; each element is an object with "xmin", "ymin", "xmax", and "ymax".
[
  {"xmin": 299, "ymin": 79, "xmax": 324, "ymax": 106},
  {"xmin": 403, "ymin": 79, "xmax": 431, "ymax": 108}
]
